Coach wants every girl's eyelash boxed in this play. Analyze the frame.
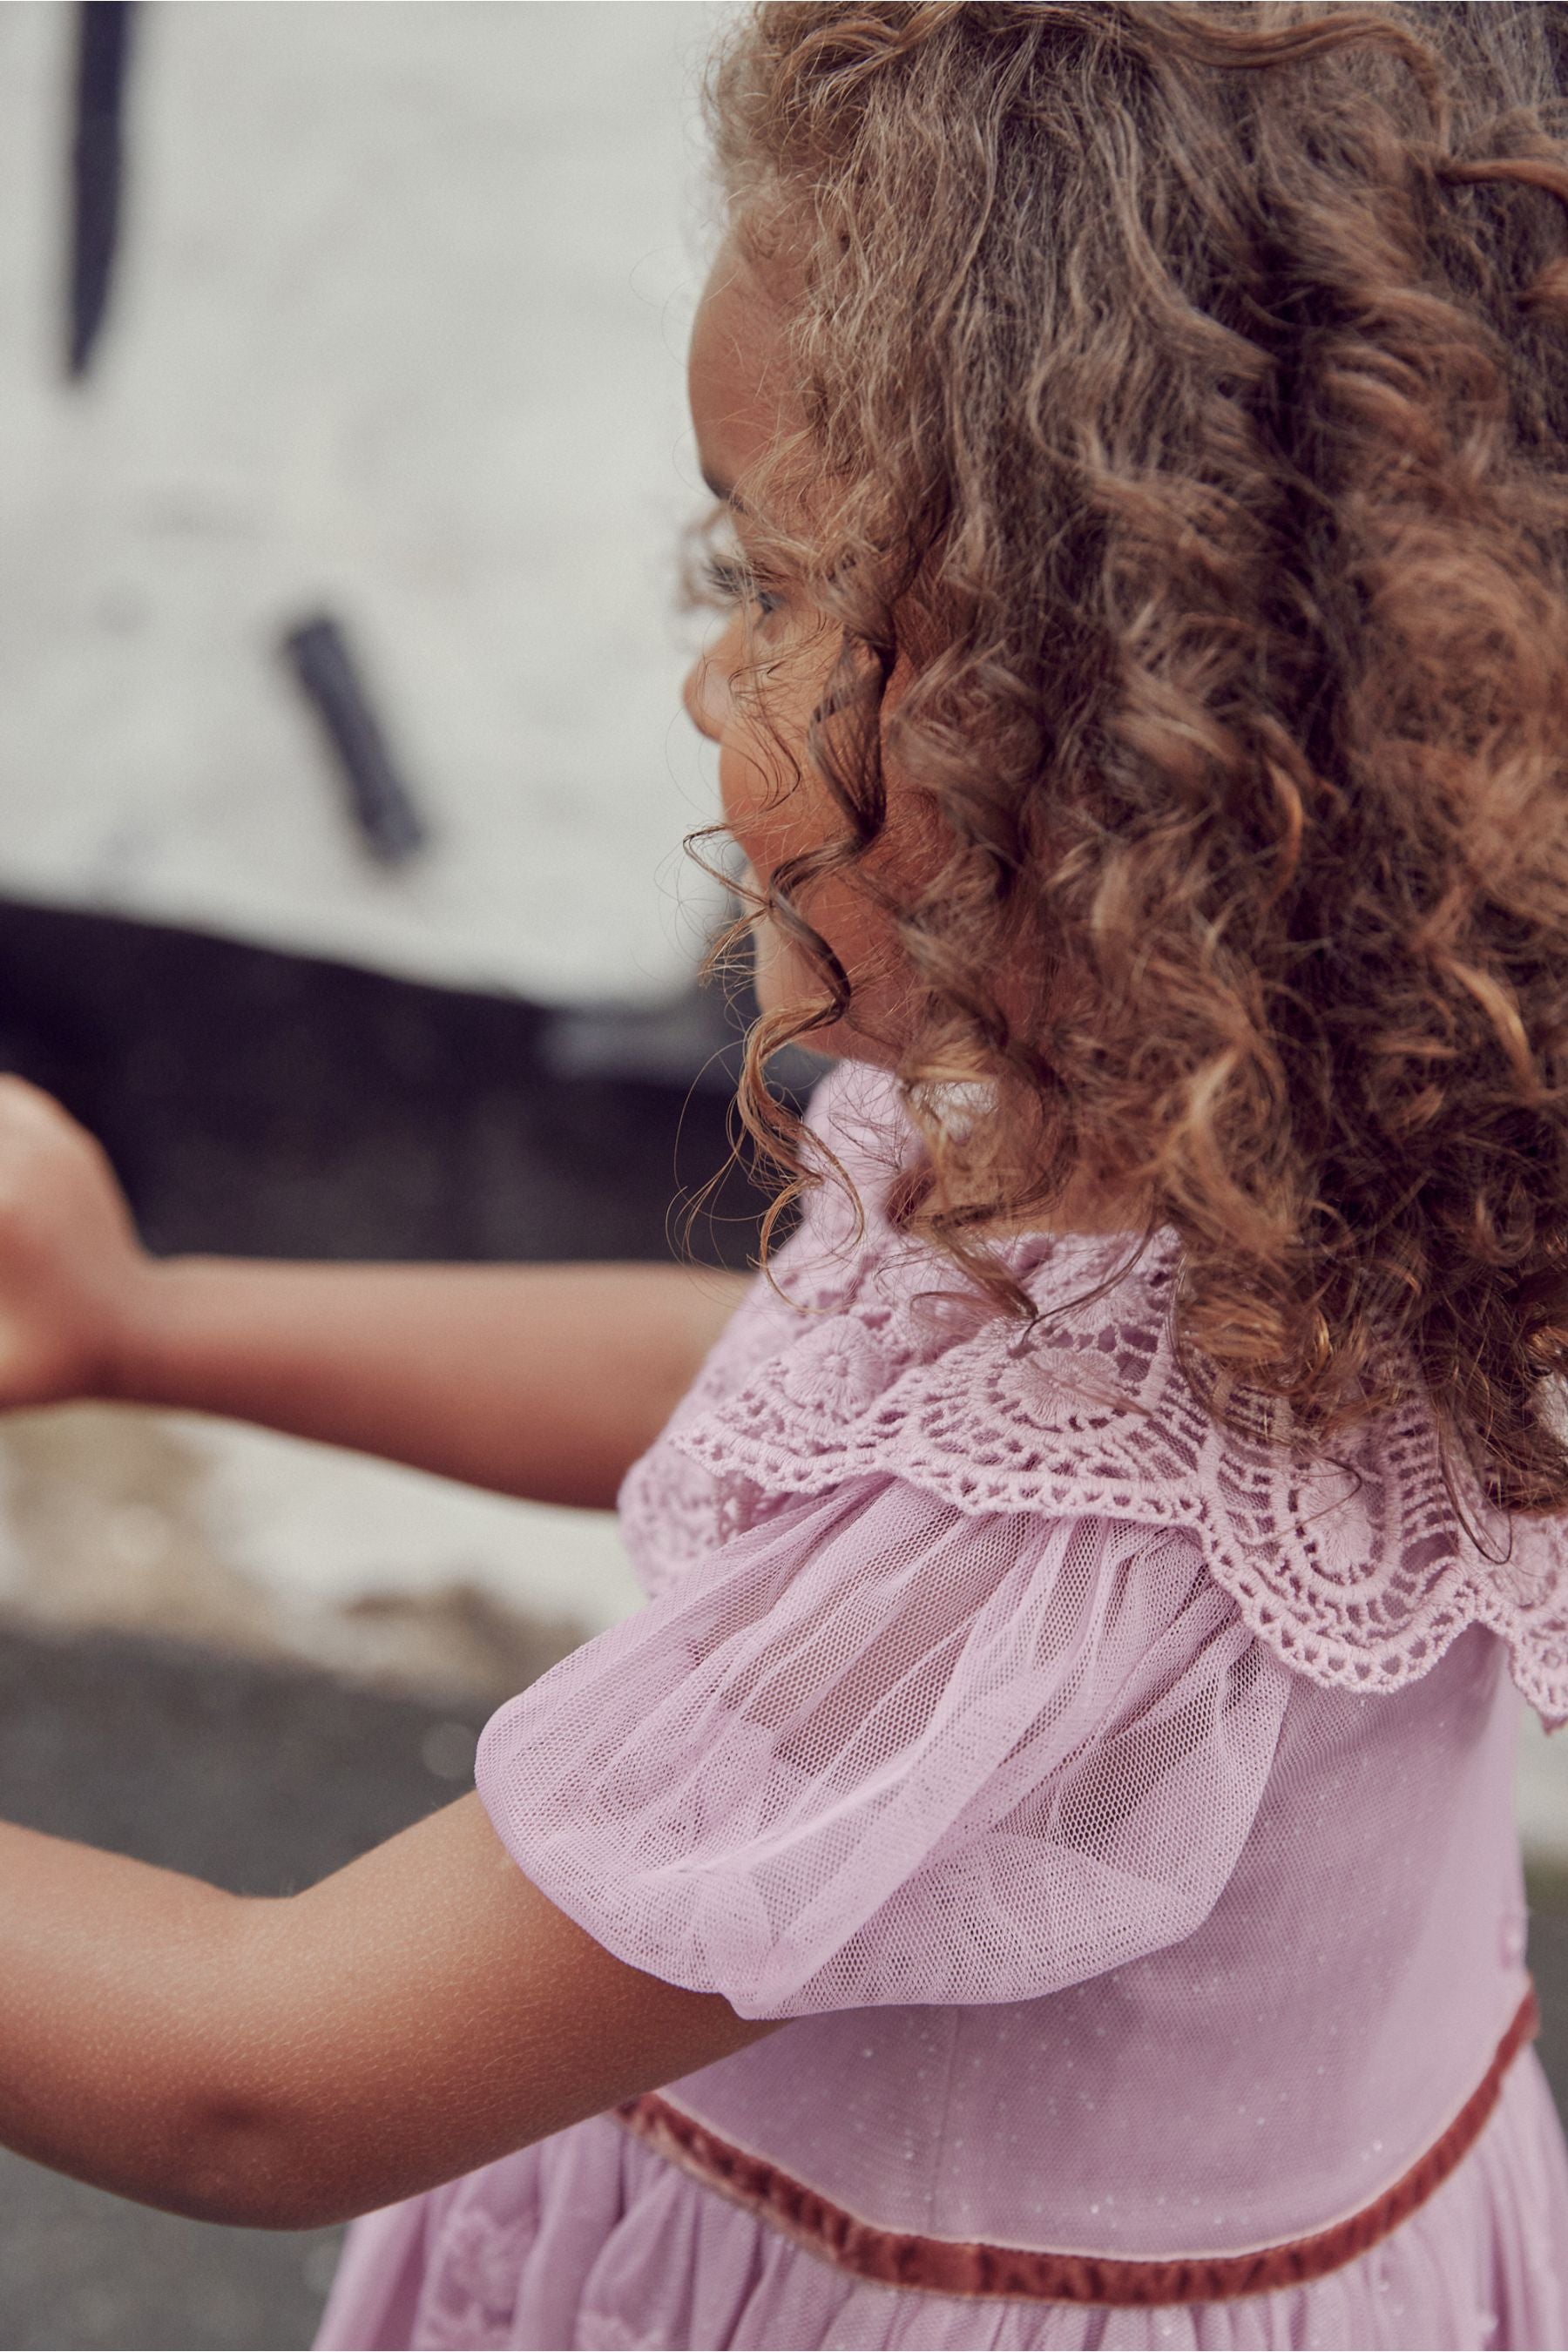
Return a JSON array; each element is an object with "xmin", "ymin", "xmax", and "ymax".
[{"xmin": 702, "ymin": 551, "xmax": 783, "ymax": 618}]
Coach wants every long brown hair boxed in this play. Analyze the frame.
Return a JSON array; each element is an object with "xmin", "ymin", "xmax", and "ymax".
[{"xmin": 701, "ymin": 1, "xmax": 1568, "ymax": 1511}]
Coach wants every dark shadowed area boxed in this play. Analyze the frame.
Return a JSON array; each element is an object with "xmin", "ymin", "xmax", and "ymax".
[{"xmin": 0, "ymin": 896, "xmax": 775, "ymax": 1269}]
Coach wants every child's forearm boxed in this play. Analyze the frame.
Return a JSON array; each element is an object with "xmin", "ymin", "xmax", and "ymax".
[
  {"xmin": 111, "ymin": 1260, "xmax": 751, "ymax": 1507},
  {"xmin": 0, "ymin": 1799, "xmax": 771, "ymax": 2231},
  {"xmin": 0, "ymin": 1088, "xmax": 744, "ymax": 1501},
  {"xmin": 0, "ymin": 1818, "xmax": 256, "ymax": 2220}
]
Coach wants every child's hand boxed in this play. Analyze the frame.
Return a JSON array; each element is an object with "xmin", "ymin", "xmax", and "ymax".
[{"xmin": 0, "ymin": 1076, "xmax": 148, "ymax": 1409}]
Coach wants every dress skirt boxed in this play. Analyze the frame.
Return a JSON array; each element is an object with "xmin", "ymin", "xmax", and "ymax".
[{"xmin": 314, "ymin": 2042, "xmax": 1568, "ymax": 2352}]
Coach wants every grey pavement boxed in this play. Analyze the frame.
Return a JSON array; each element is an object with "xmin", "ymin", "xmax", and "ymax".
[{"xmin": 0, "ymin": 1623, "xmax": 498, "ymax": 2351}]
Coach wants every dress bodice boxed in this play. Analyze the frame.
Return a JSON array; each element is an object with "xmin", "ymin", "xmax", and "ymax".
[{"xmin": 478, "ymin": 1062, "xmax": 1558, "ymax": 2288}]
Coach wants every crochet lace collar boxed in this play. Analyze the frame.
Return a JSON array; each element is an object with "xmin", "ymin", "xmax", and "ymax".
[{"xmin": 674, "ymin": 1206, "xmax": 1568, "ymax": 1729}]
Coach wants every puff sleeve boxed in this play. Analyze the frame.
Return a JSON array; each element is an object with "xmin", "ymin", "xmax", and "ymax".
[{"xmin": 474, "ymin": 1476, "xmax": 1292, "ymax": 2018}]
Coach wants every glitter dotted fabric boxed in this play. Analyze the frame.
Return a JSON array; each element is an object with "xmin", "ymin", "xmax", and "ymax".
[{"xmin": 319, "ymin": 1064, "xmax": 1568, "ymax": 2352}]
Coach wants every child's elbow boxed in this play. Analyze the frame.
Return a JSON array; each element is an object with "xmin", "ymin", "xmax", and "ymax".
[
  {"xmin": 152, "ymin": 1907, "xmax": 392, "ymax": 2230},
  {"xmin": 161, "ymin": 2087, "xmax": 367, "ymax": 2234}
]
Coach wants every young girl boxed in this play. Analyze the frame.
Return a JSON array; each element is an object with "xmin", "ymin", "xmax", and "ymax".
[{"xmin": 0, "ymin": 2, "xmax": 1566, "ymax": 2345}]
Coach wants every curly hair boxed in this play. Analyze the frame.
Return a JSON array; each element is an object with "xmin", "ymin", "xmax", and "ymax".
[{"xmin": 700, "ymin": 0, "xmax": 1568, "ymax": 1512}]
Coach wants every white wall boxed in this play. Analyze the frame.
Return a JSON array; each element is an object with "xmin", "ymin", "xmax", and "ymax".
[{"xmin": 0, "ymin": 0, "xmax": 729, "ymax": 999}]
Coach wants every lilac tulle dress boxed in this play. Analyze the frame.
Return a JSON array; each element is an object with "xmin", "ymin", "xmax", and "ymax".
[{"xmin": 317, "ymin": 1064, "xmax": 1568, "ymax": 2352}]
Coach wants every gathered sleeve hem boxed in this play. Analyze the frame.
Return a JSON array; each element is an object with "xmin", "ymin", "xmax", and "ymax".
[{"xmin": 476, "ymin": 1472, "xmax": 1291, "ymax": 2017}]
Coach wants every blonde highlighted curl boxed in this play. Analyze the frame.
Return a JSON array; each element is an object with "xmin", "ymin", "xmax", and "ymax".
[{"xmin": 701, "ymin": 1, "xmax": 1568, "ymax": 1512}]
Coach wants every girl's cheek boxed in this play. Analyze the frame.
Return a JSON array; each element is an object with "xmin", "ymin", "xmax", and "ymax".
[
  {"xmin": 718, "ymin": 726, "xmax": 798, "ymax": 871},
  {"xmin": 737, "ymin": 861, "xmax": 821, "ymax": 1021}
]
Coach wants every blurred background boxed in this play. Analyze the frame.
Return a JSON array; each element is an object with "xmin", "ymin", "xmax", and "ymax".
[{"xmin": 0, "ymin": 4, "xmax": 1558, "ymax": 2346}]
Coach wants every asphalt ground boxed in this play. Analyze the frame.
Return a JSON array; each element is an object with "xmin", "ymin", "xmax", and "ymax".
[
  {"xmin": 0, "ymin": 1625, "xmax": 486, "ymax": 2351},
  {"xmin": 0, "ymin": 902, "xmax": 1560, "ymax": 2349}
]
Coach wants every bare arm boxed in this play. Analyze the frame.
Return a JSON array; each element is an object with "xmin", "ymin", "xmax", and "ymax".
[
  {"xmin": 0, "ymin": 1796, "xmax": 777, "ymax": 2229},
  {"xmin": 117, "ymin": 1258, "xmax": 750, "ymax": 1507},
  {"xmin": 0, "ymin": 1078, "xmax": 750, "ymax": 1507}
]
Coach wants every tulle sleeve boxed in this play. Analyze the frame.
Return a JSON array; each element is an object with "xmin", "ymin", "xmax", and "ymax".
[{"xmin": 475, "ymin": 1476, "xmax": 1293, "ymax": 2017}]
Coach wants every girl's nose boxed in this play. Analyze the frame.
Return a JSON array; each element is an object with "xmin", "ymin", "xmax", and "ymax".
[{"xmin": 682, "ymin": 637, "xmax": 733, "ymax": 743}]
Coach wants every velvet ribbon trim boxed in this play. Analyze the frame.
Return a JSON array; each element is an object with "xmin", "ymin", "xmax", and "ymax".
[{"xmin": 615, "ymin": 1986, "xmax": 1539, "ymax": 2307}]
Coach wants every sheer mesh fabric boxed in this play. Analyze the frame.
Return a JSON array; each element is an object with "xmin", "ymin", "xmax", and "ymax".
[
  {"xmin": 434, "ymin": 1059, "xmax": 1568, "ymax": 2341},
  {"xmin": 477, "ymin": 1490, "xmax": 1287, "ymax": 2017},
  {"xmin": 608, "ymin": 1615, "xmax": 1529, "ymax": 2258},
  {"xmin": 477, "ymin": 1496, "xmax": 1531, "ymax": 2258}
]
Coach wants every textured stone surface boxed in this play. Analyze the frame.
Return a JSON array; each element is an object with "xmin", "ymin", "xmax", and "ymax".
[
  {"xmin": 0, "ymin": 0, "xmax": 730, "ymax": 1001},
  {"xmin": 0, "ymin": 1624, "xmax": 493, "ymax": 2351}
]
